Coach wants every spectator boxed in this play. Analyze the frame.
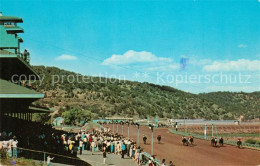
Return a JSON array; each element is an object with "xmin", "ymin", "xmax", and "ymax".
[
  {"xmin": 79, "ymin": 139, "xmax": 83, "ymax": 155},
  {"xmin": 12, "ymin": 137, "xmax": 18, "ymax": 158},
  {"xmin": 47, "ymin": 155, "xmax": 54, "ymax": 166},
  {"xmin": 161, "ymin": 159, "xmax": 166, "ymax": 166},
  {"xmin": 148, "ymin": 159, "xmax": 153, "ymax": 166},
  {"xmin": 91, "ymin": 140, "xmax": 96, "ymax": 155},
  {"xmin": 72, "ymin": 144, "xmax": 78, "ymax": 157},
  {"xmin": 169, "ymin": 161, "xmax": 175, "ymax": 166},
  {"xmin": 103, "ymin": 149, "xmax": 107, "ymax": 164},
  {"xmin": 121, "ymin": 142, "xmax": 126, "ymax": 158},
  {"xmin": 69, "ymin": 142, "xmax": 73, "ymax": 153}
]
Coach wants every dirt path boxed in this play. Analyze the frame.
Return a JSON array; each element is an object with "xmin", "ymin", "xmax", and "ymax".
[{"xmin": 104, "ymin": 124, "xmax": 260, "ymax": 166}]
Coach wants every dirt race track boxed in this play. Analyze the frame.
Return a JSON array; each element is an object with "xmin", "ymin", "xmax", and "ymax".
[{"xmin": 103, "ymin": 124, "xmax": 260, "ymax": 166}]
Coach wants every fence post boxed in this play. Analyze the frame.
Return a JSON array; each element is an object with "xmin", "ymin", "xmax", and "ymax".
[
  {"xmin": 211, "ymin": 124, "xmax": 214, "ymax": 137},
  {"xmin": 204, "ymin": 124, "xmax": 207, "ymax": 139},
  {"xmin": 137, "ymin": 127, "xmax": 140, "ymax": 147},
  {"xmin": 184, "ymin": 118, "xmax": 187, "ymax": 133},
  {"xmin": 128, "ymin": 125, "xmax": 130, "ymax": 138},
  {"xmin": 215, "ymin": 125, "xmax": 218, "ymax": 136},
  {"xmin": 43, "ymin": 152, "xmax": 46, "ymax": 164},
  {"xmin": 151, "ymin": 129, "xmax": 154, "ymax": 156},
  {"xmin": 113, "ymin": 123, "xmax": 114, "ymax": 133}
]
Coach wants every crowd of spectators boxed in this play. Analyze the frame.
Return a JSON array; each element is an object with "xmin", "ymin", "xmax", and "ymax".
[
  {"xmin": 0, "ymin": 134, "xmax": 18, "ymax": 158},
  {"xmin": 0, "ymin": 116, "xmax": 85, "ymax": 165},
  {"xmin": 61, "ymin": 127, "xmax": 174, "ymax": 166},
  {"xmin": 1, "ymin": 116, "xmax": 174, "ymax": 166},
  {"xmin": 1, "ymin": 116, "xmax": 66, "ymax": 153}
]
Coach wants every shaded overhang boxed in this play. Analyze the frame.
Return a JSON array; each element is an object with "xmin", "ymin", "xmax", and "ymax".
[
  {"xmin": 0, "ymin": 79, "xmax": 44, "ymax": 98},
  {"xmin": 1, "ymin": 104, "xmax": 53, "ymax": 113},
  {"xmin": 5, "ymin": 26, "xmax": 24, "ymax": 33},
  {"xmin": 0, "ymin": 79, "xmax": 44, "ymax": 113},
  {"xmin": 0, "ymin": 93, "xmax": 44, "ymax": 98},
  {"xmin": 0, "ymin": 54, "xmax": 40, "ymax": 80},
  {"xmin": 28, "ymin": 106, "xmax": 54, "ymax": 113},
  {"xmin": 0, "ymin": 98, "xmax": 39, "ymax": 113},
  {"xmin": 0, "ymin": 16, "xmax": 23, "ymax": 23}
]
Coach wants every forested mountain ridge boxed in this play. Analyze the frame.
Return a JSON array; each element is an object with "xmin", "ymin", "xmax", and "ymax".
[
  {"xmin": 199, "ymin": 92, "xmax": 260, "ymax": 120},
  {"xmin": 31, "ymin": 66, "xmax": 259, "ymax": 121}
]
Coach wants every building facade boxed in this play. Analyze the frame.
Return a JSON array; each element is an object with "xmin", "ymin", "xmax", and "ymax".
[{"xmin": 0, "ymin": 12, "xmax": 51, "ymax": 131}]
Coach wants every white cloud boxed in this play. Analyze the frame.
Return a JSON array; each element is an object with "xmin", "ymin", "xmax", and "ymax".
[
  {"xmin": 56, "ymin": 54, "xmax": 77, "ymax": 60},
  {"xmin": 176, "ymin": 55, "xmax": 212, "ymax": 66},
  {"xmin": 102, "ymin": 50, "xmax": 172, "ymax": 65},
  {"xmin": 203, "ymin": 59, "xmax": 260, "ymax": 72},
  {"xmin": 238, "ymin": 44, "xmax": 247, "ymax": 48},
  {"xmin": 189, "ymin": 58, "xmax": 212, "ymax": 66}
]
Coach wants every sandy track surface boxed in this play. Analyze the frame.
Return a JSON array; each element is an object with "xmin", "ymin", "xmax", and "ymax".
[{"xmin": 104, "ymin": 124, "xmax": 260, "ymax": 166}]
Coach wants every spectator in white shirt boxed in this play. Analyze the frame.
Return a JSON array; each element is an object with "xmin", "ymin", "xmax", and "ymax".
[
  {"xmin": 12, "ymin": 139, "xmax": 18, "ymax": 158},
  {"xmin": 79, "ymin": 139, "xmax": 83, "ymax": 155},
  {"xmin": 47, "ymin": 155, "xmax": 54, "ymax": 166}
]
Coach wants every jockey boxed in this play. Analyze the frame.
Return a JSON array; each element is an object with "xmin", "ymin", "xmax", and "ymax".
[{"xmin": 157, "ymin": 135, "xmax": 161, "ymax": 144}]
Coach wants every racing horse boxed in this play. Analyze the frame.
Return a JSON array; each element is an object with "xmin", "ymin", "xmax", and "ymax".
[
  {"xmin": 143, "ymin": 135, "xmax": 147, "ymax": 144},
  {"xmin": 211, "ymin": 137, "xmax": 218, "ymax": 147},
  {"xmin": 157, "ymin": 135, "xmax": 162, "ymax": 144},
  {"xmin": 219, "ymin": 137, "xmax": 224, "ymax": 146},
  {"xmin": 182, "ymin": 136, "xmax": 189, "ymax": 146},
  {"xmin": 237, "ymin": 138, "xmax": 242, "ymax": 148},
  {"xmin": 189, "ymin": 136, "xmax": 194, "ymax": 145}
]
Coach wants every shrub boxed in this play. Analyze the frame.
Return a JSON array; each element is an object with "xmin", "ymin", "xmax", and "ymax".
[
  {"xmin": 245, "ymin": 139, "xmax": 257, "ymax": 144},
  {"xmin": 0, "ymin": 149, "xmax": 7, "ymax": 159}
]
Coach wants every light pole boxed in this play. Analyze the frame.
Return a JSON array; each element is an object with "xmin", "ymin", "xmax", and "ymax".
[
  {"xmin": 149, "ymin": 124, "xmax": 154, "ymax": 156},
  {"xmin": 184, "ymin": 117, "xmax": 187, "ymax": 133},
  {"xmin": 211, "ymin": 124, "xmax": 214, "ymax": 137},
  {"xmin": 116, "ymin": 121, "xmax": 118, "ymax": 133},
  {"xmin": 204, "ymin": 124, "xmax": 207, "ymax": 139},
  {"xmin": 121, "ymin": 121, "xmax": 124, "ymax": 135},
  {"xmin": 136, "ymin": 123, "xmax": 140, "ymax": 147},
  {"xmin": 112, "ymin": 120, "xmax": 115, "ymax": 133},
  {"xmin": 126, "ymin": 121, "xmax": 130, "ymax": 138}
]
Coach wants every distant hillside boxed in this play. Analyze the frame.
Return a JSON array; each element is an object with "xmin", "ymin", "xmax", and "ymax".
[
  {"xmin": 199, "ymin": 92, "xmax": 260, "ymax": 120},
  {"xmin": 31, "ymin": 66, "xmax": 259, "ymax": 121}
]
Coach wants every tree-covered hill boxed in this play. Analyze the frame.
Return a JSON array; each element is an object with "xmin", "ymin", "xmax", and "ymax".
[
  {"xmin": 199, "ymin": 92, "xmax": 260, "ymax": 120},
  {"xmin": 31, "ymin": 66, "xmax": 259, "ymax": 121}
]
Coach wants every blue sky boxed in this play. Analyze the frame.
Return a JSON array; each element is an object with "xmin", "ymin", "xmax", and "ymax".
[{"xmin": 2, "ymin": 0, "xmax": 260, "ymax": 93}]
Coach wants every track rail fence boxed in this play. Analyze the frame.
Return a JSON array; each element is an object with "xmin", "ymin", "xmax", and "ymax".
[
  {"xmin": 169, "ymin": 129, "xmax": 260, "ymax": 149},
  {"xmin": 0, "ymin": 147, "xmax": 105, "ymax": 166},
  {"xmin": 141, "ymin": 152, "xmax": 162, "ymax": 166},
  {"xmin": 99, "ymin": 124, "xmax": 164, "ymax": 166}
]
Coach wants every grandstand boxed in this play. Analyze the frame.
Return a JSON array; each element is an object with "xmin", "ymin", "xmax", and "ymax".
[
  {"xmin": 0, "ymin": 12, "xmax": 90, "ymax": 165},
  {"xmin": 0, "ymin": 12, "xmax": 51, "ymax": 135}
]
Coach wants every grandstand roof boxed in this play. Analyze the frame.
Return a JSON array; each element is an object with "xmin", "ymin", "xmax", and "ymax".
[
  {"xmin": 0, "ymin": 79, "xmax": 44, "ymax": 98},
  {"xmin": 0, "ymin": 16, "xmax": 23, "ymax": 22},
  {"xmin": 0, "ymin": 52, "xmax": 40, "ymax": 80},
  {"xmin": 5, "ymin": 25, "xmax": 24, "ymax": 33},
  {"xmin": 0, "ymin": 50, "xmax": 15, "ymax": 55}
]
